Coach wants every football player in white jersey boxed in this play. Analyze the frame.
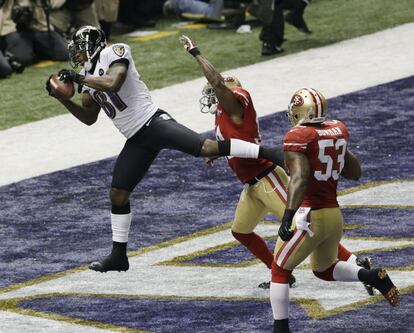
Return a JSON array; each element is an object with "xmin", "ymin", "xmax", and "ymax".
[{"xmin": 45, "ymin": 26, "xmax": 281, "ymax": 272}]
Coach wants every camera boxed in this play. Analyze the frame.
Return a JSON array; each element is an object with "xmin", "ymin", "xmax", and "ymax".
[{"xmin": 11, "ymin": 5, "xmax": 33, "ymax": 30}]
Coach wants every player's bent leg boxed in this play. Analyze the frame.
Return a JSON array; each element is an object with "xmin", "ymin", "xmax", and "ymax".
[
  {"xmin": 337, "ymin": 243, "xmax": 375, "ymax": 295},
  {"xmin": 313, "ymin": 261, "xmax": 400, "ymax": 306},
  {"xmin": 232, "ymin": 231, "xmax": 273, "ymax": 269},
  {"xmin": 200, "ymin": 139, "xmax": 284, "ymax": 166},
  {"xmin": 89, "ymin": 188, "xmax": 131, "ymax": 273}
]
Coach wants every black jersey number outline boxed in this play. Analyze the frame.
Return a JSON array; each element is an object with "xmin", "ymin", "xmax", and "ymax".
[{"xmin": 93, "ymin": 91, "xmax": 127, "ymax": 119}]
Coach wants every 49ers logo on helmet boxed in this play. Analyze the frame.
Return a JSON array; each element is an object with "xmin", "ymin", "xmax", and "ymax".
[{"xmin": 292, "ymin": 95, "xmax": 304, "ymax": 106}]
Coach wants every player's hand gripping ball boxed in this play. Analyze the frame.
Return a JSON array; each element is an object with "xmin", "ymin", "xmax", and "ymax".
[{"xmin": 46, "ymin": 73, "xmax": 75, "ymax": 100}]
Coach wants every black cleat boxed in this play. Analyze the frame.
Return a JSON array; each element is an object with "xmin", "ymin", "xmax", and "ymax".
[
  {"xmin": 89, "ymin": 253, "xmax": 129, "ymax": 272},
  {"xmin": 258, "ymin": 281, "xmax": 270, "ymax": 289},
  {"xmin": 369, "ymin": 268, "xmax": 400, "ymax": 306},
  {"xmin": 356, "ymin": 256, "xmax": 375, "ymax": 296},
  {"xmin": 285, "ymin": 11, "xmax": 312, "ymax": 34},
  {"xmin": 262, "ymin": 43, "xmax": 284, "ymax": 56},
  {"xmin": 258, "ymin": 274, "xmax": 297, "ymax": 289},
  {"xmin": 288, "ymin": 274, "xmax": 296, "ymax": 288}
]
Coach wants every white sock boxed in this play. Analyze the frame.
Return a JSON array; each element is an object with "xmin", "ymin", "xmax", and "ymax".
[
  {"xmin": 333, "ymin": 261, "xmax": 361, "ymax": 282},
  {"xmin": 230, "ymin": 138, "xmax": 260, "ymax": 158},
  {"xmin": 347, "ymin": 254, "xmax": 357, "ymax": 265},
  {"xmin": 270, "ymin": 282, "xmax": 289, "ymax": 320},
  {"xmin": 111, "ymin": 213, "xmax": 131, "ymax": 243}
]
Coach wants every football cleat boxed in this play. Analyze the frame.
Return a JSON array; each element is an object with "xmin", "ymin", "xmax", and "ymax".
[
  {"xmin": 89, "ymin": 254, "xmax": 129, "ymax": 273},
  {"xmin": 258, "ymin": 274, "xmax": 297, "ymax": 289},
  {"xmin": 370, "ymin": 268, "xmax": 400, "ymax": 307},
  {"xmin": 356, "ymin": 256, "xmax": 375, "ymax": 296},
  {"xmin": 261, "ymin": 43, "xmax": 284, "ymax": 56}
]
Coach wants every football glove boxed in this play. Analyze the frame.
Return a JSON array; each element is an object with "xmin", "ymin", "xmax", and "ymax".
[
  {"xmin": 278, "ymin": 209, "xmax": 296, "ymax": 241},
  {"xmin": 58, "ymin": 69, "xmax": 85, "ymax": 84},
  {"xmin": 179, "ymin": 35, "xmax": 200, "ymax": 57}
]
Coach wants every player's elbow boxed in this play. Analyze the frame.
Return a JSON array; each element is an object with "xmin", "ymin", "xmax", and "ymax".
[
  {"xmin": 342, "ymin": 168, "xmax": 361, "ymax": 181},
  {"xmin": 342, "ymin": 150, "xmax": 361, "ymax": 180},
  {"xmin": 106, "ymin": 79, "xmax": 122, "ymax": 92},
  {"xmin": 211, "ymin": 76, "xmax": 225, "ymax": 90},
  {"xmin": 83, "ymin": 118, "xmax": 97, "ymax": 126},
  {"xmin": 291, "ymin": 173, "xmax": 308, "ymax": 191}
]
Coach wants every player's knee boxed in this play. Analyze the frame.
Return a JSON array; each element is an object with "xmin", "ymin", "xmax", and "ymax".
[
  {"xmin": 110, "ymin": 188, "xmax": 130, "ymax": 207},
  {"xmin": 271, "ymin": 261, "xmax": 292, "ymax": 283},
  {"xmin": 313, "ymin": 263, "xmax": 336, "ymax": 281},
  {"xmin": 199, "ymin": 139, "xmax": 218, "ymax": 157},
  {"xmin": 232, "ymin": 230, "xmax": 254, "ymax": 246}
]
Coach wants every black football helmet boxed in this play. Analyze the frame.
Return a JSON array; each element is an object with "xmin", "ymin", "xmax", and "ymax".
[{"xmin": 68, "ymin": 25, "xmax": 106, "ymax": 69}]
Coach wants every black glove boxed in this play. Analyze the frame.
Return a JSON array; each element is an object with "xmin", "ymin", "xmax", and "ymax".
[
  {"xmin": 278, "ymin": 209, "xmax": 296, "ymax": 241},
  {"xmin": 58, "ymin": 69, "xmax": 85, "ymax": 84}
]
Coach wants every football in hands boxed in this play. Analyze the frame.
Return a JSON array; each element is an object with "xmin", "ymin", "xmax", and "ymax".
[{"xmin": 49, "ymin": 74, "xmax": 75, "ymax": 99}]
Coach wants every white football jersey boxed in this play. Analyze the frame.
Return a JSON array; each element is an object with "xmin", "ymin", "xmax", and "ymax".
[{"xmin": 81, "ymin": 43, "xmax": 158, "ymax": 139}]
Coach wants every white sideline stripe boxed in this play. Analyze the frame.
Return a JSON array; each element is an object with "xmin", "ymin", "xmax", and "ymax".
[
  {"xmin": 0, "ymin": 311, "xmax": 115, "ymax": 333},
  {"xmin": 0, "ymin": 23, "xmax": 413, "ymax": 187}
]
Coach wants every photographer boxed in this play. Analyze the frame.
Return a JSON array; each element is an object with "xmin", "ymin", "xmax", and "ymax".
[
  {"xmin": 12, "ymin": 0, "xmax": 68, "ymax": 63},
  {"xmin": 50, "ymin": 0, "xmax": 100, "ymax": 36},
  {"xmin": 0, "ymin": 0, "xmax": 28, "ymax": 78}
]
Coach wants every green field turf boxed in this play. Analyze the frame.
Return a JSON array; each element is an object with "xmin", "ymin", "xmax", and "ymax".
[{"xmin": 0, "ymin": 0, "xmax": 413, "ymax": 130}]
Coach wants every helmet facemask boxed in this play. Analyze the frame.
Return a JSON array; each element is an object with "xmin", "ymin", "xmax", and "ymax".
[
  {"xmin": 199, "ymin": 74, "xmax": 242, "ymax": 114},
  {"xmin": 200, "ymin": 85, "xmax": 219, "ymax": 114}
]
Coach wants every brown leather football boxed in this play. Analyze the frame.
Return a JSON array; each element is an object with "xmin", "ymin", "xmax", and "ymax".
[{"xmin": 49, "ymin": 74, "xmax": 75, "ymax": 99}]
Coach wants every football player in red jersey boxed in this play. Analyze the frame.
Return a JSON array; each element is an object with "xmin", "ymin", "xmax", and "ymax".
[
  {"xmin": 270, "ymin": 88, "xmax": 400, "ymax": 333},
  {"xmin": 179, "ymin": 35, "xmax": 371, "ymax": 292}
]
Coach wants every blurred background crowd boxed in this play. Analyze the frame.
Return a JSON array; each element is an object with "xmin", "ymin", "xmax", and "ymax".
[{"xmin": 0, "ymin": 0, "xmax": 312, "ymax": 79}]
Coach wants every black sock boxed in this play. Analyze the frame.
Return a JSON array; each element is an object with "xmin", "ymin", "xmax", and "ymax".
[
  {"xmin": 259, "ymin": 146, "xmax": 284, "ymax": 167},
  {"xmin": 112, "ymin": 241, "xmax": 127, "ymax": 256},
  {"xmin": 273, "ymin": 319, "xmax": 290, "ymax": 333},
  {"xmin": 111, "ymin": 201, "xmax": 131, "ymax": 214},
  {"xmin": 217, "ymin": 140, "xmax": 231, "ymax": 156}
]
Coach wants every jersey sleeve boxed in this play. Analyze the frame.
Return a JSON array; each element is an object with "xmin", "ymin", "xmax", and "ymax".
[
  {"xmin": 106, "ymin": 43, "xmax": 132, "ymax": 70},
  {"xmin": 338, "ymin": 121, "xmax": 350, "ymax": 141},
  {"xmin": 283, "ymin": 127, "xmax": 316, "ymax": 152},
  {"xmin": 231, "ymin": 87, "xmax": 252, "ymax": 109}
]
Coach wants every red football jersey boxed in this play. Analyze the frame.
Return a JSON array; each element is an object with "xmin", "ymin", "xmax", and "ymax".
[
  {"xmin": 283, "ymin": 120, "xmax": 350, "ymax": 208},
  {"xmin": 215, "ymin": 87, "xmax": 273, "ymax": 183}
]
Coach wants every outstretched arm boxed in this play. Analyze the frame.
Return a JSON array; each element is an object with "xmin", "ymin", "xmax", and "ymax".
[{"xmin": 179, "ymin": 35, "xmax": 244, "ymax": 123}]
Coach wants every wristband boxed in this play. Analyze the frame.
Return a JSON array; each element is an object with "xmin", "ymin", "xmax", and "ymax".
[{"xmin": 189, "ymin": 47, "xmax": 201, "ymax": 57}]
